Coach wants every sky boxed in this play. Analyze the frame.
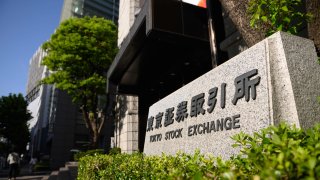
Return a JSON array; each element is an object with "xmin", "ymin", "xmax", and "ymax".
[{"xmin": 0, "ymin": 0, "xmax": 63, "ymax": 97}]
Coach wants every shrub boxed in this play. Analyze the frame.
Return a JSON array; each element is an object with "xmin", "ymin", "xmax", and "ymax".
[
  {"xmin": 229, "ymin": 123, "xmax": 320, "ymax": 179},
  {"xmin": 108, "ymin": 147, "xmax": 121, "ymax": 155},
  {"xmin": 74, "ymin": 149, "xmax": 104, "ymax": 161},
  {"xmin": 77, "ymin": 123, "xmax": 320, "ymax": 179},
  {"xmin": 78, "ymin": 151, "xmax": 221, "ymax": 180}
]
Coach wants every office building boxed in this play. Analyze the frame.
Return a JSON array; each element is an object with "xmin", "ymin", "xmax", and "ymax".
[
  {"xmin": 27, "ymin": 0, "xmax": 119, "ymax": 169},
  {"xmin": 26, "ymin": 48, "xmax": 53, "ymax": 159},
  {"xmin": 60, "ymin": 0, "xmax": 119, "ymax": 23}
]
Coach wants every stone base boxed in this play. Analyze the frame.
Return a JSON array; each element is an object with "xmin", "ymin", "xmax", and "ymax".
[{"xmin": 144, "ymin": 32, "xmax": 320, "ymax": 158}]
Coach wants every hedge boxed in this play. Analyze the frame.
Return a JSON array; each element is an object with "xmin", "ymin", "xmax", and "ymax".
[
  {"xmin": 78, "ymin": 123, "xmax": 320, "ymax": 179},
  {"xmin": 74, "ymin": 149, "xmax": 104, "ymax": 161}
]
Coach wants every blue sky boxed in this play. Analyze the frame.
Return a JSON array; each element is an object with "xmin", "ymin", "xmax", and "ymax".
[{"xmin": 0, "ymin": 0, "xmax": 63, "ymax": 97}]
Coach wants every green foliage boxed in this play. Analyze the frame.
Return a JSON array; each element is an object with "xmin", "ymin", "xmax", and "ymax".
[
  {"xmin": 78, "ymin": 151, "xmax": 220, "ymax": 180},
  {"xmin": 74, "ymin": 149, "xmax": 104, "ymax": 161},
  {"xmin": 0, "ymin": 93, "xmax": 31, "ymax": 154},
  {"xmin": 41, "ymin": 16, "xmax": 118, "ymax": 106},
  {"xmin": 41, "ymin": 16, "xmax": 118, "ymax": 148},
  {"xmin": 78, "ymin": 123, "xmax": 320, "ymax": 179},
  {"xmin": 108, "ymin": 147, "xmax": 121, "ymax": 155},
  {"xmin": 248, "ymin": 0, "xmax": 312, "ymax": 36},
  {"xmin": 230, "ymin": 122, "xmax": 320, "ymax": 179}
]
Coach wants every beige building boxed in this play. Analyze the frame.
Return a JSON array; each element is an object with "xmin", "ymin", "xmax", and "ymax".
[{"xmin": 112, "ymin": 0, "xmax": 141, "ymax": 153}]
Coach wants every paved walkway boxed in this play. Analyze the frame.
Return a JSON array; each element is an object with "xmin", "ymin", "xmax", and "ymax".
[
  {"xmin": 0, "ymin": 164, "xmax": 51, "ymax": 180},
  {"xmin": 0, "ymin": 174, "xmax": 46, "ymax": 180}
]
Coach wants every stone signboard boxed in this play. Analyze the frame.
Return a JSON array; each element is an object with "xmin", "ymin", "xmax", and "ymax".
[{"xmin": 143, "ymin": 32, "xmax": 320, "ymax": 158}]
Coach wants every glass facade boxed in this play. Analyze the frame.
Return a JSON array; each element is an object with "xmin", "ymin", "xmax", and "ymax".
[{"xmin": 61, "ymin": 0, "xmax": 119, "ymax": 24}]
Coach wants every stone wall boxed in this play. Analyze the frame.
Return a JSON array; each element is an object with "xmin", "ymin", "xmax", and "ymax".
[
  {"xmin": 113, "ymin": 95, "xmax": 139, "ymax": 153},
  {"xmin": 144, "ymin": 32, "xmax": 320, "ymax": 158}
]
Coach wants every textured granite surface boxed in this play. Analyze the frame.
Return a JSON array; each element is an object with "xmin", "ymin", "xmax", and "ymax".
[
  {"xmin": 267, "ymin": 32, "xmax": 320, "ymax": 129},
  {"xmin": 143, "ymin": 32, "xmax": 320, "ymax": 158}
]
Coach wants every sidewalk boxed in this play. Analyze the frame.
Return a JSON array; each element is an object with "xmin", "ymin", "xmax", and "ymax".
[
  {"xmin": 0, "ymin": 164, "xmax": 51, "ymax": 180},
  {"xmin": 0, "ymin": 174, "xmax": 46, "ymax": 180}
]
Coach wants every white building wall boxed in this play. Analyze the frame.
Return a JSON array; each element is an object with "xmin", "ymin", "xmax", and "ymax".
[
  {"xmin": 60, "ymin": 0, "xmax": 74, "ymax": 22},
  {"xmin": 26, "ymin": 48, "xmax": 46, "ymax": 94},
  {"xmin": 114, "ymin": 95, "xmax": 139, "ymax": 153},
  {"xmin": 28, "ymin": 96, "xmax": 41, "ymax": 130},
  {"xmin": 117, "ymin": 0, "xmax": 140, "ymax": 46},
  {"xmin": 113, "ymin": 0, "xmax": 141, "ymax": 153},
  {"xmin": 28, "ymin": 85, "xmax": 52, "ymax": 129},
  {"xmin": 26, "ymin": 47, "xmax": 52, "ymax": 157}
]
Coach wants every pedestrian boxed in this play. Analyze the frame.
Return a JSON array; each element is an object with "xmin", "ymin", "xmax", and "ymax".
[{"xmin": 7, "ymin": 150, "xmax": 20, "ymax": 180}]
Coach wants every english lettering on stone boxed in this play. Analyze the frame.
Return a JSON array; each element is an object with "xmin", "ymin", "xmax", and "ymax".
[
  {"xmin": 188, "ymin": 114, "xmax": 241, "ymax": 137},
  {"xmin": 232, "ymin": 114, "xmax": 240, "ymax": 128},
  {"xmin": 165, "ymin": 128, "xmax": 183, "ymax": 140},
  {"xmin": 150, "ymin": 133, "xmax": 162, "ymax": 142}
]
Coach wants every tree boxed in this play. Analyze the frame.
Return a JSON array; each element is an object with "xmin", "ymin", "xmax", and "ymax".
[
  {"xmin": 306, "ymin": 0, "xmax": 320, "ymax": 54},
  {"xmin": 217, "ymin": 0, "xmax": 320, "ymax": 54},
  {"xmin": 248, "ymin": 0, "xmax": 312, "ymax": 36},
  {"xmin": 218, "ymin": 0, "xmax": 265, "ymax": 47},
  {"xmin": 41, "ymin": 17, "xmax": 118, "ymax": 149},
  {"xmin": 0, "ymin": 93, "xmax": 31, "ymax": 154}
]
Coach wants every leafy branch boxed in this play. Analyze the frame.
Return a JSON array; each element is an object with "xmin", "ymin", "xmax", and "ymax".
[{"xmin": 248, "ymin": 0, "xmax": 312, "ymax": 36}]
